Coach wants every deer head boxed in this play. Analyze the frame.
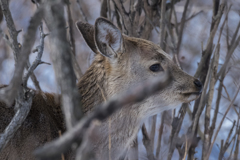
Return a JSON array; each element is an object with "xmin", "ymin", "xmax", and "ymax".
[
  {"xmin": 77, "ymin": 17, "xmax": 202, "ymax": 117},
  {"xmin": 76, "ymin": 17, "xmax": 202, "ymax": 159}
]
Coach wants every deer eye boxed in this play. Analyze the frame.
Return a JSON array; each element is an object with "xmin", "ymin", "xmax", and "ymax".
[{"xmin": 149, "ymin": 64, "xmax": 163, "ymax": 72}]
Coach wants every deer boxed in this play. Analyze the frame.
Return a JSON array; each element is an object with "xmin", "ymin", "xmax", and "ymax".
[{"xmin": 0, "ymin": 17, "xmax": 202, "ymax": 160}]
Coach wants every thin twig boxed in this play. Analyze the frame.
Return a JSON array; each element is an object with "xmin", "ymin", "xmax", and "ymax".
[
  {"xmin": 182, "ymin": 135, "xmax": 188, "ymax": 160},
  {"xmin": 142, "ymin": 123, "xmax": 156, "ymax": 160},
  {"xmin": 209, "ymin": 72, "xmax": 224, "ymax": 142},
  {"xmin": 0, "ymin": 89, "xmax": 34, "ymax": 151},
  {"xmin": 0, "ymin": 0, "xmax": 20, "ymax": 62},
  {"xmin": 150, "ymin": 115, "xmax": 157, "ymax": 151},
  {"xmin": 219, "ymin": 120, "xmax": 236, "ymax": 159},
  {"xmin": 192, "ymin": 52, "xmax": 213, "ymax": 134},
  {"xmin": 172, "ymin": 5, "xmax": 179, "ymax": 36},
  {"xmin": 66, "ymin": 1, "xmax": 83, "ymax": 80},
  {"xmin": 76, "ymin": 0, "xmax": 87, "ymax": 22},
  {"xmin": 0, "ymin": 15, "xmax": 45, "ymax": 152},
  {"xmin": 100, "ymin": 0, "xmax": 108, "ymax": 18},
  {"xmin": 44, "ymin": 1, "xmax": 82, "ymax": 129},
  {"xmin": 206, "ymin": 85, "xmax": 240, "ymax": 159},
  {"xmin": 229, "ymin": 19, "xmax": 240, "ymax": 49},
  {"xmin": 177, "ymin": 11, "xmax": 203, "ymax": 25},
  {"xmin": 22, "ymin": 23, "xmax": 48, "ymax": 88},
  {"xmin": 66, "ymin": 1, "xmax": 76, "ymax": 56},
  {"xmin": 217, "ymin": 35, "xmax": 240, "ymax": 79},
  {"xmin": 194, "ymin": 4, "xmax": 225, "ymax": 78},
  {"xmin": 228, "ymin": 112, "xmax": 240, "ymax": 160},
  {"xmin": 159, "ymin": 0, "xmax": 166, "ymax": 49},
  {"xmin": 1, "ymin": 29, "xmax": 42, "ymax": 91},
  {"xmin": 176, "ymin": 0, "xmax": 190, "ymax": 56},
  {"xmin": 233, "ymin": 121, "xmax": 240, "ymax": 160},
  {"xmin": 107, "ymin": 0, "xmax": 111, "ymax": 19},
  {"xmin": 202, "ymin": 43, "xmax": 220, "ymax": 159},
  {"xmin": 156, "ymin": 112, "xmax": 165, "ymax": 158},
  {"xmin": 0, "ymin": 7, "xmax": 43, "ymax": 106},
  {"xmin": 234, "ymin": 127, "xmax": 240, "ymax": 160},
  {"xmin": 167, "ymin": 103, "xmax": 188, "ymax": 160}
]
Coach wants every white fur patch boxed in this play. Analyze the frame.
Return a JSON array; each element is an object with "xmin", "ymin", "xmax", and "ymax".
[{"xmin": 186, "ymin": 94, "xmax": 198, "ymax": 102}]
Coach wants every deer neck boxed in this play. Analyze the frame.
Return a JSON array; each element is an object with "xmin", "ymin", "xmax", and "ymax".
[
  {"xmin": 78, "ymin": 54, "xmax": 143, "ymax": 158},
  {"xmin": 78, "ymin": 54, "xmax": 111, "ymax": 113}
]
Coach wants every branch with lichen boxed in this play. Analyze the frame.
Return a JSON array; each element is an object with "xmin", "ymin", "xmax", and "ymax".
[
  {"xmin": 22, "ymin": 23, "xmax": 50, "ymax": 87},
  {"xmin": 0, "ymin": 12, "xmax": 47, "ymax": 152},
  {"xmin": 0, "ymin": 5, "xmax": 43, "ymax": 106}
]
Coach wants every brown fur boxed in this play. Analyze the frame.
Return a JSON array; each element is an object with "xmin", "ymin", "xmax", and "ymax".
[
  {"xmin": 0, "ymin": 18, "xmax": 202, "ymax": 160},
  {"xmin": 0, "ymin": 86, "xmax": 65, "ymax": 160}
]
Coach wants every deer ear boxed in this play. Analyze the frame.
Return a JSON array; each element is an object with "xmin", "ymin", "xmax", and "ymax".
[
  {"xmin": 76, "ymin": 21, "xmax": 98, "ymax": 53},
  {"xmin": 94, "ymin": 17, "xmax": 123, "ymax": 58}
]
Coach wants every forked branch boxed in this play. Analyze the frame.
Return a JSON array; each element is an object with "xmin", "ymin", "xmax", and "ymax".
[
  {"xmin": 0, "ymin": 7, "xmax": 43, "ymax": 106},
  {"xmin": 0, "ymin": 11, "xmax": 46, "ymax": 152}
]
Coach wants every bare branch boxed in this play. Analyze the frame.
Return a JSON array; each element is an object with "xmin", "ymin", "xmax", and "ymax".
[
  {"xmin": 159, "ymin": 0, "xmax": 166, "ymax": 49},
  {"xmin": 29, "ymin": 69, "xmax": 42, "ymax": 91},
  {"xmin": 219, "ymin": 120, "xmax": 236, "ymax": 159},
  {"xmin": 112, "ymin": 0, "xmax": 132, "ymax": 36},
  {"xmin": 76, "ymin": 0, "xmax": 88, "ymax": 22},
  {"xmin": 22, "ymin": 23, "xmax": 48, "ymax": 88},
  {"xmin": 0, "ymin": 11, "xmax": 47, "ymax": 153},
  {"xmin": 100, "ymin": 0, "xmax": 108, "ymax": 18},
  {"xmin": 202, "ymin": 43, "xmax": 220, "ymax": 159},
  {"xmin": 1, "ymin": 28, "xmax": 42, "ymax": 92},
  {"xmin": 156, "ymin": 112, "xmax": 165, "ymax": 158},
  {"xmin": 107, "ymin": 0, "xmax": 111, "ymax": 19},
  {"xmin": 192, "ymin": 52, "xmax": 212, "ymax": 134},
  {"xmin": 206, "ymin": 85, "xmax": 240, "ymax": 159},
  {"xmin": 229, "ymin": 20, "xmax": 240, "ymax": 49},
  {"xmin": 167, "ymin": 103, "xmax": 188, "ymax": 160},
  {"xmin": 43, "ymin": 1, "xmax": 82, "ymax": 129},
  {"xmin": 211, "ymin": 0, "xmax": 220, "ymax": 31},
  {"xmin": 234, "ymin": 127, "xmax": 240, "ymax": 160},
  {"xmin": 142, "ymin": 123, "xmax": 156, "ymax": 160},
  {"xmin": 228, "ymin": 114, "xmax": 240, "ymax": 160},
  {"xmin": 0, "ymin": 0, "xmax": 20, "ymax": 62},
  {"xmin": 217, "ymin": 35, "xmax": 240, "ymax": 78},
  {"xmin": 176, "ymin": 0, "xmax": 190, "ymax": 56},
  {"xmin": 141, "ymin": 1, "xmax": 154, "ymax": 39},
  {"xmin": 209, "ymin": 72, "xmax": 224, "ymax": 141},
  {"xmin": 66, "ymin": 1, "xmax": 76, "ymax": 56},
  {"xmin": 66, "ymin": 1, "xmax": 83, "ymax": 80},
  {"xmin": 0, "ymin": 7, "xmax": 43, "ymax": 106},
  {"xmin": 194, "ymin": 4, "xmax": 225, "ymax": 78},
  {"xmin": 0, "ymin": 89, "xmax": 34, "ymax": 152},
  {"xmin": 172, "ymin": 5, "xmax": 179, "ymax": 36},
  {"xmin": 150, "ymin": 115, "xmax": 157, "ymax": 151},
  {"xmin": 177, "ymin": 11, "xmax": 203, "ymax": 25}
]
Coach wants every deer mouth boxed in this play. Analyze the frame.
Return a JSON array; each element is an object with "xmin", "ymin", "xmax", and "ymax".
[
  {"xmin": 180, "ymin": 91, "xmax": 202, "ymax": 102},
  {"xmin": 181, "ymin": 91, "xmax": 202, "ymax": 96}
]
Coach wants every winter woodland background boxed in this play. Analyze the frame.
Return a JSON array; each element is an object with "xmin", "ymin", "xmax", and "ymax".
[{"xmin": 0, "ymin": 0, "xmax": 240, "ymax": 159}]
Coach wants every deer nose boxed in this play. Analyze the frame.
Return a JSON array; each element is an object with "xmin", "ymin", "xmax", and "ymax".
[{"xmin": 194, "ymin": 79, "xmax": 202, "ymax": 90}]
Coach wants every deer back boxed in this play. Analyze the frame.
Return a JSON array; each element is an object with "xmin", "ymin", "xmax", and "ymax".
[{"xmin": 0, "ymin": 85, "xmax": 65, "ymax": 160}]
